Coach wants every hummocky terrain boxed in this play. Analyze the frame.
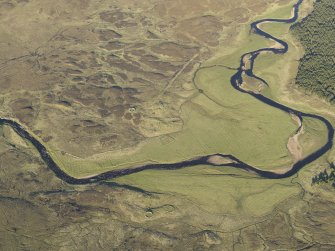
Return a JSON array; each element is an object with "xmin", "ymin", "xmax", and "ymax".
[{"xmin": 1, "ymin": 0, "xmax": 335, "ymax": 250}]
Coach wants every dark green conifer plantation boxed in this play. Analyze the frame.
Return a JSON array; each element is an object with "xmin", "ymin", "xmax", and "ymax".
[{"xmin": 292, "ymin": 0, "xmax": 335, "ymax": 102}]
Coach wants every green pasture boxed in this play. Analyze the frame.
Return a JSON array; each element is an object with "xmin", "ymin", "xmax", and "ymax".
[
  {"xmin": 114, "ymin": 165, "xmax": 301, "ymax": 217},
  {"xmin": 41, "ymin": 0, "xmax": 311, "ymax": 178},
  {"xmin": 46, "ymin": 65, "xmax": 297, "ymax": 178}
]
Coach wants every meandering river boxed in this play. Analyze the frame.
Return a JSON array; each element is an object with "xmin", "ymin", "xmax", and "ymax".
[{"xmin": 0, "ymin": 0, "xmax": 333, "ymax": 184}]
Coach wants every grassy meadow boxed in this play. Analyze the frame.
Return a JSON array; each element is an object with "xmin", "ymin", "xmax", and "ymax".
[
  {"xmin": 27, "ymin": 0, "xmax": 328, "ymax": 181},
  {"xmin": 0, "ymin": 0, "xmax": 329, "ymax": 222}
]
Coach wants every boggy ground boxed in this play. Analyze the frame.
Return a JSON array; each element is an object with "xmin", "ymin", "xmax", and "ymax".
[
  {"xmin": 29, "ymin": 0, "xmax": 328, "ymax": 178},
  {"xmin": 1, "ymin": 124, "xmax": 335, "ymax": 250},
  {"xmin": 0, "ymin": 0, "xmax": 290, "ymax": 158},
  {"xmin": 1, "ymin": 0, "xmax": 335, "ymax": 250}
]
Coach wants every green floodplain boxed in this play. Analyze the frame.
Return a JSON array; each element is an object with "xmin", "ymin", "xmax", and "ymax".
[{"xmin": 2, "ymin": 0, "xmax": 330, "ymax": 218}]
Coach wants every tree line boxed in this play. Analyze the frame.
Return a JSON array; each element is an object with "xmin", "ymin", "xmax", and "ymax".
[{"xmin": 291, "ymin": 0, "xmax": 335, "ymax": 103}]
